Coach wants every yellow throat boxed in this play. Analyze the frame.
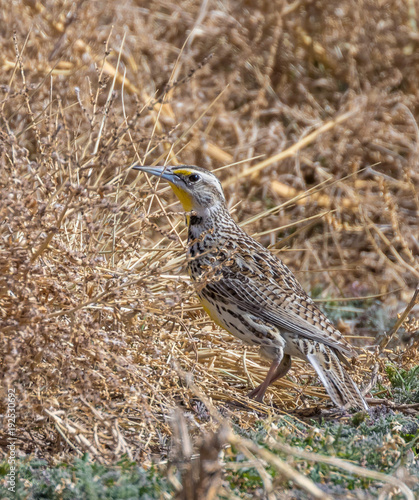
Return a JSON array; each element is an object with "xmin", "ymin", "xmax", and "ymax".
[
  {"xmin": 167, "ymin": 167, "xmax": 197, "ymax": 213},
  {"xmin": 168, "ymin": 182, "xmax": 194, "ymax": 211}
]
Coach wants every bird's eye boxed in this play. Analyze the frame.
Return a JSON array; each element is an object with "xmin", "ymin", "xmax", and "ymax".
[{"xmin": 188, "ymin": 174, "xmax": 200, "ymax": 183}]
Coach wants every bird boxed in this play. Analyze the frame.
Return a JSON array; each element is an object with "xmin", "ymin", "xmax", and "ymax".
[{"xmin": 133, "ymin": 164, "xmax": 369, "ymax": 410}]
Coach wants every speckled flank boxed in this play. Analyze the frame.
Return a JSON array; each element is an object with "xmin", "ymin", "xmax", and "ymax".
[{"xmin": 187, "ymin": 206, "xmax": 356, "ymax": 358}]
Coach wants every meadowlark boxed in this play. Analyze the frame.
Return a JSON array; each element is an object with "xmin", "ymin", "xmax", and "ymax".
[{"xmin": 134, "ymin": 164, "xmax": 368, "ymax": 410}]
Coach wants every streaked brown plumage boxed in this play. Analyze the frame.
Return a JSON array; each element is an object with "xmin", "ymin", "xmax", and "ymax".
[{"xmin": 134, "ymin": 164, "xmax": 369, "ymax": 410}]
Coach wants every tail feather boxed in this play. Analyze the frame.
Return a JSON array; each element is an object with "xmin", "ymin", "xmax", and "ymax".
[{"xmin": 306, "ymin": 344, "xmax": 368, "ymax": 411}]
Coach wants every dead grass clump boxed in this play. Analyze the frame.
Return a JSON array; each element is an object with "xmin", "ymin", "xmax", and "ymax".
[{"xmin": 0, "ymin": 0, "xmax": 418, "ymax": 468}]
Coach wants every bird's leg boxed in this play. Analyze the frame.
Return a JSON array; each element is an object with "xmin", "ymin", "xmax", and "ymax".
[
  {"xmin": 268, "ymin": 354, "xmax": 291, "ymax": 385},
  {"xmin": 247, "ymin": 358, "xmax": 281, "ymax": 402},
  {"xmin": 247, "ymin": 354, "xmax": 291, "ymax": 403}
]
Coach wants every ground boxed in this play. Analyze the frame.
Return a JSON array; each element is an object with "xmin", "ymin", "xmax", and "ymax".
[{"xmin": 0, "ymin": 0, "xmax": 418, "ymax": 498}]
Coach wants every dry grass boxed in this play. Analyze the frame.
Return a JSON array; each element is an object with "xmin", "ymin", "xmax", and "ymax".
[{"xmin": 0, "ymin": 0, "xmax": 418, "ymax": 483}]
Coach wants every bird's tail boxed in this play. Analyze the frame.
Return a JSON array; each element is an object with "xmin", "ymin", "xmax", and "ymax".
[{"xmin": 306, "ymin": 343, "xmax": 369, "ymax": 411}]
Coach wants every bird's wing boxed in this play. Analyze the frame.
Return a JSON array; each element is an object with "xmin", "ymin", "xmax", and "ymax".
[{"xmin": 199, "ymin": 247, "xmax": 356, "ymax": 357}]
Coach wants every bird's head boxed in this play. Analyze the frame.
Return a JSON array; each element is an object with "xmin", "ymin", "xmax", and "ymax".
[{"xmin": 132, "ymin": 165, "xmax": 226, "ymax": 214}]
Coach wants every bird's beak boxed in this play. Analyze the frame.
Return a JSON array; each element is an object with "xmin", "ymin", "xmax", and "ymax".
[
  {"xmin": 132, "ymin": 164, "xmax": 194, "ymax": 211},
  {"xmin": 131, "ymin": 165, "xmax": 177, "ymax": 183}
]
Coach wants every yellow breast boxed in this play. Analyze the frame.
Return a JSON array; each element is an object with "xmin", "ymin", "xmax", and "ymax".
[{"xmin": 198, "ymin": 295, "xmax": 237, "ymax": 336}]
